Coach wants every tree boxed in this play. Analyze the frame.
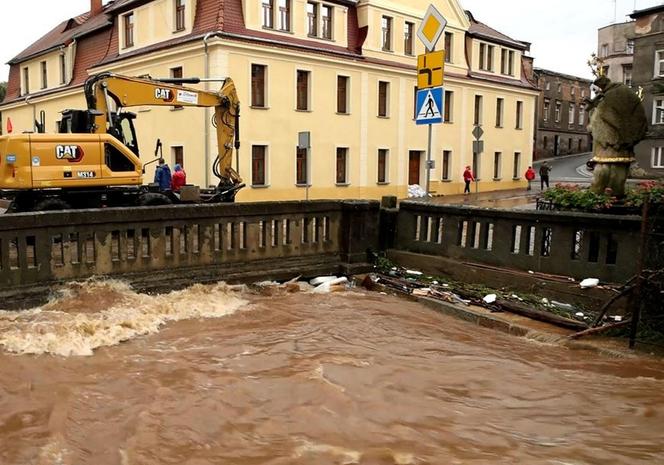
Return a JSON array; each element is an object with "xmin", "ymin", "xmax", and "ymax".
[{"xmin": 0, "ymin": 82, "xmax": 6, "ymax": 103}]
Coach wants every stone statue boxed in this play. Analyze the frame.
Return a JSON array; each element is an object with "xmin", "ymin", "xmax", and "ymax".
[{"xmin": 585, "ymin": 76, "xmax": 648, "ymax": 197}]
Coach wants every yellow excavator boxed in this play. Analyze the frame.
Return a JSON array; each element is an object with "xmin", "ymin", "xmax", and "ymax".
[{"xmin": 0, "ymin": 72, "xmax": 242, "ymax": 212}]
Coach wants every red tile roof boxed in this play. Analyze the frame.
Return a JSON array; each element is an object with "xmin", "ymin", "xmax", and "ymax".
[{"xmin": 466, "ymin": 11, "xmax": 529, "ymax": 51}]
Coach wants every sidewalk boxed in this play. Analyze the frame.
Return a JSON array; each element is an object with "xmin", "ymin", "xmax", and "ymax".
[{"xmin": 412, "ymin": 186, "xmax": 541, "ymax": 209}]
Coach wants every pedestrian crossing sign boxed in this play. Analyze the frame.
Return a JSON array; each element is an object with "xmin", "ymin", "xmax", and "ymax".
[{"xmin": 416, "ymin": 87, "xmax": 444, "ymax": 125}]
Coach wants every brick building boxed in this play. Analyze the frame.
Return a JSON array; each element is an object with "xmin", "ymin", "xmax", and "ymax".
[
  {"xmin": 597, "ymin": 21, "xmax": 635, "ymax": 87},
  {"xmin": 533, "ymin": 69, "xmax": 592, "ymax": 160}
]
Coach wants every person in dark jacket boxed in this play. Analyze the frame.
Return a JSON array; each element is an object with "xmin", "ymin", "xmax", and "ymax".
[
  {"xmin": 539, "ymin": 162, "xmax": 552, "ymax": 190},
  {"xmin": 154, "ymin": 158, "xmax": 172, "ymax": 191}
]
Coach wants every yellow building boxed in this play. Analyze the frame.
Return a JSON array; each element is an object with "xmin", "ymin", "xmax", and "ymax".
[{"xmin": 0, "ymin": 0, "xmax": 538, "ymax": 201}]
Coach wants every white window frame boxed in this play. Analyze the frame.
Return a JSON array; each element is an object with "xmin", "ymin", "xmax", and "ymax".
[
  {"xmin": 579, "ymin": 106, "xmax": 585, "ymax": 126},
  {"xmin": 655, "ymin": 50, "xmax": 664, "ymax": 78},
  {"xmin": 555, "ymin": 101, "xmax": 561, "ymax": 123},
  {"xmin": 652, "ymin": 146, "xmax": 664, "ymax": 168},
  {"xmin": 543, "ymin": 99, "xmax": 550, "ymax": 122},
  {"xmin": 653, "ymin": 99, "xmax": 664, "ymax": 125},
  {"xmin": 568, "ymin": 103, "xmax": 575, "ymax": 127}
]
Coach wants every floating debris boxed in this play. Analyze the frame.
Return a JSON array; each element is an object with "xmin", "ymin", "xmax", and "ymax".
[
  {"xmin": 580, "ymin": 278, "xmax": 600, "ymax": 289},
  {"xmin": 483, "ymin": 294, "xmax": 497, "ymax": 304}
]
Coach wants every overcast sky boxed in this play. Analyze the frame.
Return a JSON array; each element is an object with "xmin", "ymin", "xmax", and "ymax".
[{"xmin": 1, "ymin": 0, "xmax": 664, "ymax": 83}]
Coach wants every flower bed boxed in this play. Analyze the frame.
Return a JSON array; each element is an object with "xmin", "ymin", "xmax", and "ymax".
[{"xmin": 540, "ymin": 181, "xmax": 664, "ymax": 213}]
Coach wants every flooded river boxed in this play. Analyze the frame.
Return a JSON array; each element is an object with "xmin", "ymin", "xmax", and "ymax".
[{"xmin": 0, "ymin": 280, "xmax": 663, "ymax": 465}]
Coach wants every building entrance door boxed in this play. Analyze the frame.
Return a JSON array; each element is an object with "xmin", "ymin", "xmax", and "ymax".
[{"xmin": 409, "ymin": 151, "xmax": 422, "ymax": 185}]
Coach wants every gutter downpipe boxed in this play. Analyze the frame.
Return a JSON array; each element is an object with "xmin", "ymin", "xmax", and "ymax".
[{"xmin": 203, "ymin": 32, "xmax": 213, "ymax": 188}]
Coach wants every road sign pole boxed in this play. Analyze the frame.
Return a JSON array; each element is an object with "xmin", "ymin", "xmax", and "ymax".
[{"xmin": 426, "ymin": 123, "xmax": 433, "ymax": 197}]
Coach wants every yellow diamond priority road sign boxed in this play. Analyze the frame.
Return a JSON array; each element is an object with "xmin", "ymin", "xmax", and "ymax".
[{"xmin": 417, "ymin": 4, "xmax": 448, "ymax": 52}]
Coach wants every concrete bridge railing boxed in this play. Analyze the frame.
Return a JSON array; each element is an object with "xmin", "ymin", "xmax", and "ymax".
[
  {"xmin": 0, "ymin": 200, "xmax": 380, "ymax": 306},
  {"xmin": 390, "ymin": 201, "xmax": 642, "ymax": 283}
]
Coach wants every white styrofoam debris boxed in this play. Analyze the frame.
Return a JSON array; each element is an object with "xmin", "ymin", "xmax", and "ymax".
[
  {"xmin": 313, "ymin": 277, "xmax": 348, "ymax": 293},
  {"xmin": 412, "ymin": 288, "xmax": 431, "ymax": 297},
  {"xmin": 612, "ymin": 315, "xmax": 623, "ymax": 322},
  {"xmin": 575, "ymin": 312, "xmax": 585, "ymax": 317},
  {"xmin": 483, "ymin": 294, "xmax": 497, "ymax": 304},
  {"xmin": 310, "ymin": 276, "xmax": 338, "ymax": 286},
  {"xmin": 406, "ymin": 270, "xmax": 423, "ymax": 276},
  {"xmin": 580, "ymin": 278, "xmax": 599, "ymax": 289}
]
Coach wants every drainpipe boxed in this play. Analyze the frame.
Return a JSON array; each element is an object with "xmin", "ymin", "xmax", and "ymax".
[
  {"xmin": 25, "ymin": 96, "xmax": 36, "ymax": 133},
  {"xmin": 203, "ymin": 32, "xmax": 213, "ymax": 187}
]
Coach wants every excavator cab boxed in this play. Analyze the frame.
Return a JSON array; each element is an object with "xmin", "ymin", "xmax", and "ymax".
[{"xmin": 59, "ymin": 109, "xmax": 140, "ymax": 157}]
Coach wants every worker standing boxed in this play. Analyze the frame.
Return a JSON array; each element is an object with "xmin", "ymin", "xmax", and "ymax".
[
  {"xmin": 154, "ymin": 158, "xmax": 172, "ymax": 191},
  {"xmin": 525, "ymin": 166, "xmax": 536, "ymax": 191},
  {"xmin": 539, "ymin": 162, "xmax": 552, "ymax": 190},
  {"xmin": 171, "ymin": 164, "xmax": 187, "ymax": 192},
  {"xmin": 463, "ymin": 165, "xmax": 475, "ymax": 195}
]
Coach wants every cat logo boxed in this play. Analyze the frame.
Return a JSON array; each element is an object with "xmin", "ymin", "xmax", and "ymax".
[
  {"xmin": 55, "ymin": 145, "xmax": 85, "ymax": 163},
  {"xmin": 155, "ymin": 88, "xmax": 174, "ymax": 102}
]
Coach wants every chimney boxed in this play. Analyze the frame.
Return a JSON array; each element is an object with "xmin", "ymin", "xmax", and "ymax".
[{"xmin": 90, "ymin": 0, "xmax": 103, "ymax": 16}]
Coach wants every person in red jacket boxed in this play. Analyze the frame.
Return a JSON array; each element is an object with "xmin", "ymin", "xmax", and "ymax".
[
  {"xmin": 463, "ymin": 166, "xmax": 475, "ymax": 194},
  {"xmin": 171, "ymin": 164, "xmax": 187, "ymax": 192},
  {"xmin": 525, "ymin": 166, "xmax": 536, "ymax": 191}
]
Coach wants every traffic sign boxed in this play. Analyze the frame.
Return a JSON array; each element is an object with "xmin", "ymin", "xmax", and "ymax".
[
  {"xmin": 417, "ymin": 4, "xmax": 448, "ymax": 52},
  {"xmin": 417, "ymin": 51, "xmax": 445, "ymax": 89},
  {"xmin": 472, "ymin": 125, "xmax": 484, "ymax": 141},
  {"xmin": 473, "ymin": 140, "xmax": 484, "ymax": 154},
  {"xmin": 416, "ymin": 87, "xmax": 444, "ymax": 125}
]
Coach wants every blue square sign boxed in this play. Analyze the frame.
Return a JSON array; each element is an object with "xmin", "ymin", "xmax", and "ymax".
[{"xmin": 416, "ymin": 87, "xmax": 444, "ymax": 125}]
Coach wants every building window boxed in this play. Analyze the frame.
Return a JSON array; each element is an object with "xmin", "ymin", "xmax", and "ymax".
[
  {"xmin": 22, "ymin": 67, "xmax": 29, "ymax": 95},
  {"xmin": 252, "ymin": 145, "xmax": 267, "ymax": 186},
  {"xmin": 307, "ymin": 2, "xmax": 318, "ymax": 36},
  {"xmin": 501, "ymin": 49, "xmax": 514, "ymax": 75},
  {"xmin": 513, "ymin": 152, "xmax": 521, "ymax": 179},
  {"xmin": 600, "ymin": 43, "xmax": 609, "ymax": 57},
  {"xmin": 627, "ymin": 39, "xmax": 635, "ymax": 54},
  {"xmin": 404, "ymin": 21, "xmax": 414, "ymax": 56},
  {"xmin": 378, "ymin": 81, "xmax": 389, "ymax": 117},
  {"xmin": 296, "ymin": 147, "xmax": 308, "ymax": 185},
  {"xmin": 652, "ymin": 147, "xmax": 664, "ymax": 168},
  {"xmin": 123, "ymin": 12, "xmax": 134, "ymax": 48},
  {"xmin": 543, "ymin": 98, "xmax": 550, "ymax": 122},
  {"xmin": 653, "ymin": 99, "xmax": 664, "ymax": 124},
  {"xmin": 172, "ymin": 146, "xmax": 184, "ymax": 167},
  {"xmin": 175, "ymin": 0, "xmax": 186, "ymax": 31},
  {"xmin": 568, "ymin": 103, "xmax": 575, "ymax": 126},
  {"xmin": 59, "ymin": 54, "xmax": 66, "ymax": 84},
  {"xmin": 579, "ymin": 106, "xmax": 585, "ymax": 126},
  {"xmin": 571, "ymin": 86, "xmax": 576, "ymax": 96},
  {"xmin": 296, "ymin": 70, "xmax": 310, "ymax": 111},
  {"xmin": 262, "ymin": 0, "xmax": 274, "ymax": 28},
  {"xmin": 496, "ymin": 98, "xmax": 504, "ymax": 127},
  {"xmin": 508, "ymin": 50, "xmax": 514, "ymax": 76},
  {"xmin": 568, "ymin": 138, "xmax": 573, "ymax": 151},
  {"xmin": 382, "ymin": 16, "xmax": 392, "ymax": 51},
  {"xmin": 278, "ymin": 0, "xmax": 291, "ymax": 31},
  {"xmin": 555, "ymin": 101, "xmax": 561, "ymax": 122},
  {"xmin": 545, "ymin": 81, "xmax": 550, "ymax": 91},
  {"xmin": 516, "ymin": 101, "xmax": 523, "ymax": 129},
  {"xmin": 171, "ymin": 66, "xmax": 183, "ymax": 109},
  {"xmin": 337, "ymin": 75, "xmax": 349, "ymax": 114},
  {"xmin": 442, "ymin": 150, "xmax": 451, "ymax": 180},
  {"xmin": 543, "ymin": 136, "xmax": 548, "ymax": 149},
  {"xmin": 444, "ymin": 90, "xmax": 453, "ymax": 122},
  {"xmin": 321, "ymin": 5, "xmax": 333, "ymax": 39},
  {"xmin": 377, "ymin": 149, "xmax": 388, "ymax": 183},
  {"xmin": 493, "ymin": 152, "xmax": 502, "ymax": 179},
  {"xmin": 444, "ymin": 32, "xmax": 452, "ymax": 63},
  {"xmin": 623, "ymin": 65, "xmax": 633, "ymax": 87},
  {"xmin": 336, "ymin": 147, "xmax": 348, "ymax": 184},
  {"xmin": 479, "ymin": 43, "xmax": 494, "ymax": 71},
  {"xmin": 474, "ymin": 95, "xmax": 483, "ymax": 125},
  {"xmin": 251, "ymin": 64, "xmax": 267, "ymax": 108},
  {"xmin": 582, "ymin": 89, "xmax": 586, "ymax": 98},
  {"xmin": 602, "ymin": 65, "xmax": 610, "ymax": 76},
  {"xmin": 557, "ymin": 83, "xmax": 562, "ymax": 93},
  {"xmin": 501, "ymin": 49, "xmax": 508, "ymax": 74},
  {"xmin": 40, "ymin": 61, "xmax": 47, "ymax": 89}
]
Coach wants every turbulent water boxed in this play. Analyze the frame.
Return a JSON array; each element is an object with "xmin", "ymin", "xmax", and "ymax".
[{"xmin": 0, "ymin": 280, "xmax": 663, "ymax": 465}]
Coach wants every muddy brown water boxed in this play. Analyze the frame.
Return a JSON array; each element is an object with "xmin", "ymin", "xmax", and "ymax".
[{"xmin": 0, "ymin": 280, "xmax": 663, "ymax": 465}]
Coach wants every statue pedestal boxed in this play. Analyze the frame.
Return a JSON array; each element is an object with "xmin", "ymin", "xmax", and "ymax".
[{"xmin": 590, "ymin": 146, "xmax": 634, "ymax": 197}]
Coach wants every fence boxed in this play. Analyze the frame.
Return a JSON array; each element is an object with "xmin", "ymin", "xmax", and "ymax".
[
  {"xmin": 0, "ymin": 200, "xmax": 379, "ymax": 306},
  {"xmin": 394, "ymin": 202, "xmax": 642, "ymax": 283}
]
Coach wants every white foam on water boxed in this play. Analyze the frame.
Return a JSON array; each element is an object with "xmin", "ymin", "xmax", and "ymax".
[{"xmin": 0, "ymin": 280, "xmax": 248, "ymax": 357}]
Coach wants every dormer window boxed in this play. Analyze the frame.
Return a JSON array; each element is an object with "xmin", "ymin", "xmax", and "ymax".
[
  {"xmin": 404, "ymin": 22, "xmax": 414, "ymax": 56},
  {"xmin": 278, "ymin": 0, "xmax": 291, "ymax": 32},
  {"xmin": 175, "ymin": 0, "xmax": 185, "ymax": 32},
  {"xmin": 262, "ymin": 0, "xmax": 274, "ymax": 29},
  {"xmin": 21, "ymin": 67, "xmax": 29, "ymax": 96},
  {"xmin": 307, "ymin": 2, "xmax": 318, "ymax": 36},
  {"xmin": 382, "ymin": 16, "xmax": 392, "ymax": 51},
  {"xmin": 321, "ymin": 5, "xmax": 333, "ymax": 40},
  {"xmin": 123, "ymin": 12, "xmax": 134, "ymax": 48},
  {"xmin": 59, "ymin": 54, "xmax": 66, "ymax": 84}
]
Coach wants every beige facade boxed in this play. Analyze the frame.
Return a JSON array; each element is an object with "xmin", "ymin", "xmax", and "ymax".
[{"xmin": 1, "ymin": 0, "xmax": 537, "ymax": 201}]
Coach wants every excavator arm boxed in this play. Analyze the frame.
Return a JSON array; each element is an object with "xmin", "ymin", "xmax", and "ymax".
[{"xmin": 83, "ymin": 72, "xmax": 242, "ymax": 192}]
